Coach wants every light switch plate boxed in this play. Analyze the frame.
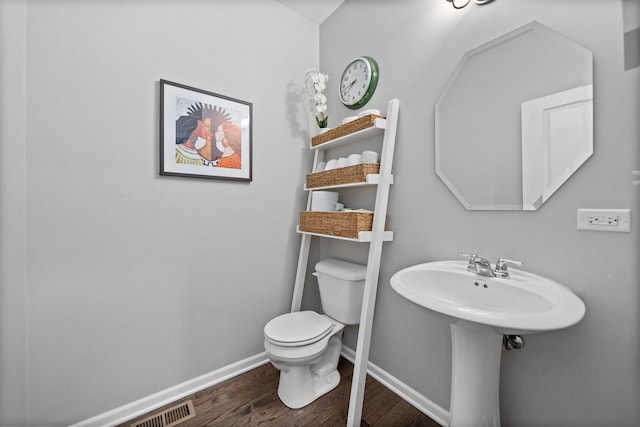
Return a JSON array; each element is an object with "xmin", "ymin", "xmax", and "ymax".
[{"xmin": 577, "ymin": 209, "xmax": 631, "ymax": 232}]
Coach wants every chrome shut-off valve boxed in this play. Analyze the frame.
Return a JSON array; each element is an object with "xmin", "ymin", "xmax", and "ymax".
[{"xmin": 503, "ymin": 335, "xmax": 525, "ymax": 350}]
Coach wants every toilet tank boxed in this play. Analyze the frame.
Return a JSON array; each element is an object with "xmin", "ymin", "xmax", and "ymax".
[{"xmin": 314, "ymin": 258, "xmax": 367, "ymax": 325}]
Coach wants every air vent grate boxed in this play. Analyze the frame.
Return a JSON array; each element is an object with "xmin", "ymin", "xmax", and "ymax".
[{"xmin": 131, "ymin": 400, "xmax": 195, "ymax": 427}]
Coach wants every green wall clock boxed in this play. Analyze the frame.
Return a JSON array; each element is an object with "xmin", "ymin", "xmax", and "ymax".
[{"xmin": 338, "ymin": 56, "xmax": 379, "ymax": 110}]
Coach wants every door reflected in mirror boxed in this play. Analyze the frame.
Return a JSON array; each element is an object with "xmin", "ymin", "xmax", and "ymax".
[{"xmin": 435, "ymin": 21, "xmax": 593, "ymax": 210}]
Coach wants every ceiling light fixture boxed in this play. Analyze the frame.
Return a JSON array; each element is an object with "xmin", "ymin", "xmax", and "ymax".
[{"xmin": 446, "ymin": 0, "xmax": 495, "ymax": 9}]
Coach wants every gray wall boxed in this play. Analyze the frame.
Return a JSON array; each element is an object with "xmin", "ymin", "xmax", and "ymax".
[
  {"xmin": 318, "ymin": 0, "xmax": 639, "ymax": 426},
  {"xmin": 0, "ymin": 0, "xmax": 316, "ymax": 424},
  {"xmin": 0, "ymin": 1, "xmax": 28, "ymax": 423},
  {"xmin": 2, "ymin": 0, "xmax": 638, "ymax": 426}
]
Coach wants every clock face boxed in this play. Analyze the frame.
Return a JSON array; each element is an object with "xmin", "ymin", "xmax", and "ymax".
[{"xmin": 339, "ymin": 56, "xmax": 379, "ymax": 110}]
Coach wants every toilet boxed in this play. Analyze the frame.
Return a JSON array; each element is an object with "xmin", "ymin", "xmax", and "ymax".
[{"xmin": 263, "ymin": 258, "xmax": 367, "ymax": 409}]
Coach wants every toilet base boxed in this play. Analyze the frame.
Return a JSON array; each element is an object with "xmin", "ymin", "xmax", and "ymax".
[
  {"xmin": 273, "ymin": 331, "xmax": 343, "ymax": 409},
  {"xmin": 277, "ymin": 367, "xmax": 340, "ymax": 409}
]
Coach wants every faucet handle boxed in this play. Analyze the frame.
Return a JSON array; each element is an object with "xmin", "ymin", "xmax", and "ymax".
[
  {"xmin": 458, "ymin": 252, "xmax": 478, "ymax": 265},
  {"xmin": 495, "ymin": 258, "xmax": 523, "ymax": 278},
  {"xmin": 458, "ymin": 252, "xmax": 478, "ymax": 272},
  {"xmin": 458, "ymin": 252, "xmax": 477, "ymax": 261}
]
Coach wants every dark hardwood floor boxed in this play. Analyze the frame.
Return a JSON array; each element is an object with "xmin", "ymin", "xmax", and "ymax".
[{"xmin": 118, "ymin": 357, "xmax": 440, "ymax": 427}]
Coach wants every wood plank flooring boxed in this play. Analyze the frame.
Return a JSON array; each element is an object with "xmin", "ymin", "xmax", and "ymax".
[{"xmin": 118, "ymin": 357, "xmax": 440, "ymax": 427}]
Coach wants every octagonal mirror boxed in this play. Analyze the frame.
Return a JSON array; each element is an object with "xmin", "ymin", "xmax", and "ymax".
[{"xmin": 435, "ymin": 21, "xmax": 593, "ymax": 210}]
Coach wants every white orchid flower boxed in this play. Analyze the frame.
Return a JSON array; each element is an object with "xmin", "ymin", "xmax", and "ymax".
[{"xmin": 305, "ymin": 68, "xmax": 329, "ymax": 128}]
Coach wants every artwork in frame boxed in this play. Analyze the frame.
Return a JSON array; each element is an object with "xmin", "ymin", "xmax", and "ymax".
[{"xmin": 160, "ymin": 79, "xmax": 252, "ymax": 181}]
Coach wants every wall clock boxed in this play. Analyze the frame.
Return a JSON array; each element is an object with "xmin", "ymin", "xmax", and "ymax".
[{"xmin": 339, "ymin": 56, "xmax": 379, "ymax": 110}]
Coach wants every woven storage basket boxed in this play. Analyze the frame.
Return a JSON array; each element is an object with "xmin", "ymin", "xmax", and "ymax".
[
  {"xmin": 311, "ymin": 114, "xmax": 385, "ymax": 147},
  {"xmin": 306, "ymin": 163, "xmax": 380, "ymax": 189},
  {"xmin": 299, "ymin": 211, "xmax": 374, "ymax": 239}
]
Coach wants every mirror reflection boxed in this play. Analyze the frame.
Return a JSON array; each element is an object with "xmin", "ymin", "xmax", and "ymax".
[{"xmin": 435, "ymin": 21, "xmax": 593, "ymax": 210}]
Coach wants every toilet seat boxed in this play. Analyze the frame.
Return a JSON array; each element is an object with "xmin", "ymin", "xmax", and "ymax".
[
  {"xmin": 264, "ymin": 311, "xmax": 333, "ymax": 347},
  {"xmin": 264, "ymin": 312, "xmax": 345, "ymax": 364}
]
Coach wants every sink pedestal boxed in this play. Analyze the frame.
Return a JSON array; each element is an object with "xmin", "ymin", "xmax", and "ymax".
[
  {"xmin": 390, "ymin": 260, "xmax": 587, "ymax": 427},
  {"xmin": 450, "ymin": 321, "xmax": 502, "ymax": 427}
]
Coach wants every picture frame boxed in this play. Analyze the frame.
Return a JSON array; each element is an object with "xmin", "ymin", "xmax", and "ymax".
[{"xmin": 160, "ymin": 79, "xmax": 252, "ymax": 181}]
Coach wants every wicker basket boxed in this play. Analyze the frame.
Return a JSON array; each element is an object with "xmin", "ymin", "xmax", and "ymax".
[
  {"xmin": 299, "ymin": 211, "xmax": 374, "ymax": 239},
  {"xmin": 311, "ymin": 114, "xmax": 385, "ymax": 147},
  {"xmin": 306, "ymin": 163, "xmax": 380, "ymax": 189}
]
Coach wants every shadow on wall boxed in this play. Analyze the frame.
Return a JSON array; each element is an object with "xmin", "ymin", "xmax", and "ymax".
[
  {"xmin": 286, "ymin": 81, "xmax": 311, "ymax": 147},
  {"xmin": 624, "ymin": 27, "xmax": 639, "ymax": 70},
  {"xmin": 623, "ymin": 0, "xmax": 640, "ymax": 70}
]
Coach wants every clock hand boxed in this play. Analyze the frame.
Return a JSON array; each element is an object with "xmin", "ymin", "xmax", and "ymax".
[{"xmin": 344, "ymin": 79, "xmax": 357, "ymax": 91}]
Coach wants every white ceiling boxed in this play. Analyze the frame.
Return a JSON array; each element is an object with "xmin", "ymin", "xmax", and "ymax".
[{"xmin": 277, "ymin": 0, "xmax": 345, "ymax": 24}]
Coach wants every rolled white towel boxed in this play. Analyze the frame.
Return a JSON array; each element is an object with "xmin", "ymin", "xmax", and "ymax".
[{"xmin": 361, "ymin": 150, "xmax": 380, "ymax": 164}]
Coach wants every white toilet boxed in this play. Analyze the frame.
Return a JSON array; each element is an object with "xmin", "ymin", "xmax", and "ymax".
[{"xmin": 263, "ymin": 258, "xmax": 367, "ymax": 409}]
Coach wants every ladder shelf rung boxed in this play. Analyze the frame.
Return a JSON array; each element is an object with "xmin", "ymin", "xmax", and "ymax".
[
  {"xmin": 304, "ymin": 174, "xmax": 394, "ymax": 191},
  {"xmin": 296, "ymin": 226, "xmax": 393, "ymax": 242}
]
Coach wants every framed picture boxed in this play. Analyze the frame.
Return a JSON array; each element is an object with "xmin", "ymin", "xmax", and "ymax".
[{"xmin": 160, "ymin": 79, "xmax": 252, "ymax": 181}]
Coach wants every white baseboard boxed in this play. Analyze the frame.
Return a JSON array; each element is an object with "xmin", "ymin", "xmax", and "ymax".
[
  {"xmin": 340, "ymin": 346, "xmax": 449, "ymax": 426},
  {"xmin": 71, "ymin": 352, "xmax": 270, "ymax": 427},
  {"xmin": 72, "ymin": 348, "xmax": 449, "ymax": 427}
]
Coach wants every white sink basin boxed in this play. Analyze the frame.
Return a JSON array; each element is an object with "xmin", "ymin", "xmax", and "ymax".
[
  {"xmin": 390, "ymin": 260, "xmax": 585, "ymax": 335},
  {"xmin": 390, "ymin": 260, "xmax": 586, "ymax": 426}
]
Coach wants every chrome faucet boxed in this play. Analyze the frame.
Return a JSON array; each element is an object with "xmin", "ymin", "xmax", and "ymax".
[
  {"xmin": 459, "ymin": 252, "xmax": 495, "ymax": 277},
  {"xmin": 459, "ymin": 253, "xmax": 523, "ymax": 278}
]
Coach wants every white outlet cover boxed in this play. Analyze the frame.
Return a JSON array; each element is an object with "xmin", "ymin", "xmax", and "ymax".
[{"xmin": 577, "ymin": 209, "xmax": 631, "ymax": 232}]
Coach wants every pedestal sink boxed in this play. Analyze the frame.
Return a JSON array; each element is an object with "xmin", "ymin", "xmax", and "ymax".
[{"xmin": 390, "ymin": 260, "xmax": 585, "ymax": 427}]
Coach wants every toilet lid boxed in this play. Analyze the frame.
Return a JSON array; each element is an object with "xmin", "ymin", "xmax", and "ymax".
[{"xmin": 264, "ymin": 311, "xmax": 333, "ymax": 346}]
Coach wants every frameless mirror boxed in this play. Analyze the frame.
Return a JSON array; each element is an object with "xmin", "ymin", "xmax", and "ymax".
[{"xmin": 436, "ymin": 21, "xmax": 593, "ymax": 210}]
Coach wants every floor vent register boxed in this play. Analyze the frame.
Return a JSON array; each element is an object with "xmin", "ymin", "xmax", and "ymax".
[{"xmin": 130, "ymin": 400, "xmax": 196, "ymax": 427}]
